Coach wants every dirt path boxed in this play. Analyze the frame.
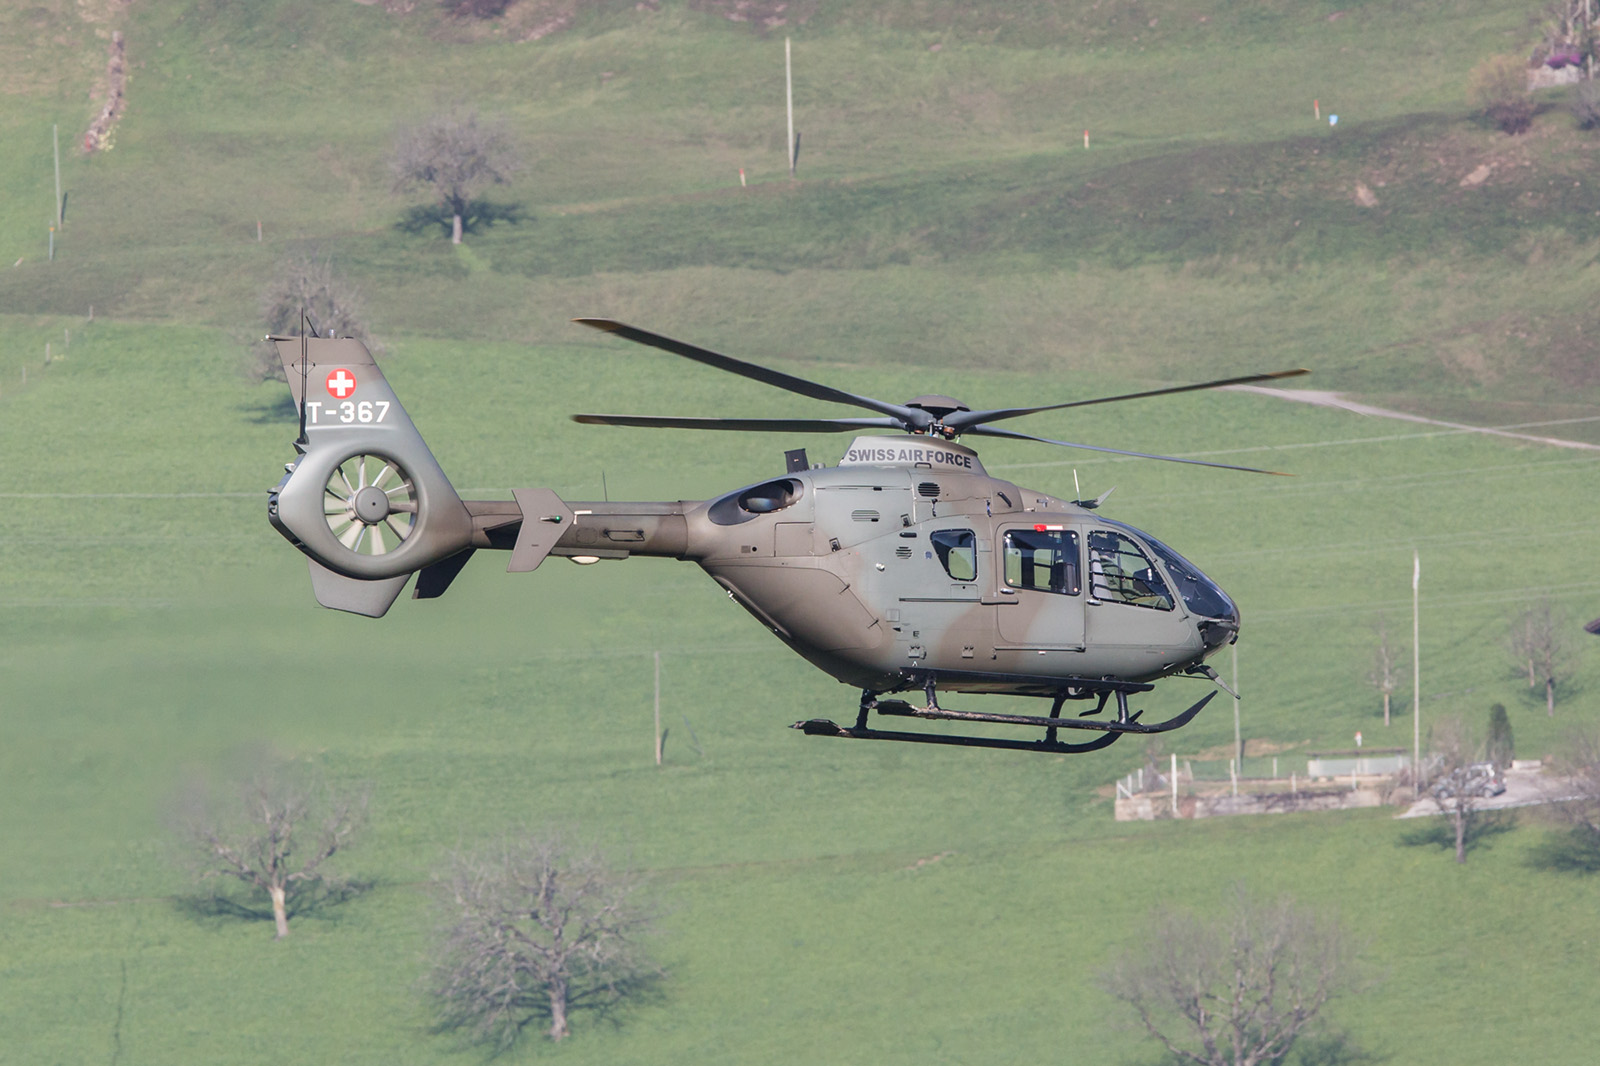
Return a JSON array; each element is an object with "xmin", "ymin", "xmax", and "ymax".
[{"xmin": 1224, "ymin": 386, "xmax": 1600, "ymax": 452}]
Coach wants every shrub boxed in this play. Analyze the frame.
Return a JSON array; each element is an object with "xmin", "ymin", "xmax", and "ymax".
[
  {"xmin": 440, "ymin": 0, "xmax": 514, "ymax": 18},
  {"xmin": 1571, "ymin": 79, "xmax": 1600, "ymax": 129},
  {"xmin": 1470, "ymin": 55, "xmax": 1537, "ymax": 134}
]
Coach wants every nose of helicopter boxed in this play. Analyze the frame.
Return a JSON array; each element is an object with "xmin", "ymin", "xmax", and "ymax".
[{"xmin": 1197, "ymin": 602, "xmax": 1241, "ymax": 652}]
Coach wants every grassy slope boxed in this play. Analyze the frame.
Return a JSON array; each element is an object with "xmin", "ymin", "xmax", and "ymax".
[{"xmin": 3, "ymin": 1, "xmax": 1600, "ymax": 1063}]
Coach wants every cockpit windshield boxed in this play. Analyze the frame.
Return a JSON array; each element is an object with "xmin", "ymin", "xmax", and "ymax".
[{"xmin": 1105, "ymin": 521, "xmax": 1236, "ymax": 620}]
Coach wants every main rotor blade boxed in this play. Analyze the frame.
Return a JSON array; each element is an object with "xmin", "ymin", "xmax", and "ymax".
[
  {"xmin": 944, "ymin": 368, "xmax": 1311, "ymax": 431},
  {"xmin": 572, "ymin": 414, "xmax": 902, "ymax": 433},
  {"xmin": 574, "ymin": 319, "xmax": 926, "ymax": 428},
  {"xmin": 962, "ymin": 424, "xmax": 1292, "ymax": 475}
]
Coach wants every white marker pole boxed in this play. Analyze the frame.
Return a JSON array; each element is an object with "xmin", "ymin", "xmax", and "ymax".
[
  {"xmin": 785, "ymin": 38, "xmax": 796, "ymax": 178},
  {"xmin": 1412, "ymin": 550, "xmax": 1421, "ymax": 783},
  {"xmin": 1232, "ymin": 644, "xmax": 1241, "ymax": 766},
  {"xmin": 53, "ymin": 124, "xmax": 62, "ymax": 229},
  {"xmin": 654, "ymin": 650, "xmax": 663, "ymax": 766}
]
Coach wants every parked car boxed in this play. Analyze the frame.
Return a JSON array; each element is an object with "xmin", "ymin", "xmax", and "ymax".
[{"xmin": 1430, "ymin": 762, "xmax": 1506, "ymax": 799}]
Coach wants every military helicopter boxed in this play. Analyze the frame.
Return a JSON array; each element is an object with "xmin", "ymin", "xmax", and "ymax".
[{"xmin": 266, "ymin": 321, "xmax": 1305, "ymax": 755}]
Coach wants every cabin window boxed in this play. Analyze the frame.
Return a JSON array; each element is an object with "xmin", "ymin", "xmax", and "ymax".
[
  {"xmin": 931, "ymin": 529, "xmax": 977, "ymax": 582},
  {"xmin": 1087, "ymin": 530, "xmax": 1174, "ymax": 610},
  {"xmin": 1002, "ymin": 529, "xmax": 1080, "ymax": 595}
]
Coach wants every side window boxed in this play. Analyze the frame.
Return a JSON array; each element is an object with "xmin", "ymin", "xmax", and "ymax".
[
  {"xmin": 1087, "ymin": 530, "xmax": 1173, "ymax": 610},
  {"xmin": 1002, "ymin": 529, "xmax": 1080, "ymax": 595},
  {"xmin": 930, "ymin": 529, "xmax": 977, "ymax": 581}
]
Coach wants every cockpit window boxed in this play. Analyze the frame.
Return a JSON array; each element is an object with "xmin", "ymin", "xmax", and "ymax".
[
  {"xmin": 1087, "ymin": 530, "xmax": 1173, "ymax": 610},
  {"xmin": 1121, "ymin": 525, "xmax": 1237, "ymax": 620},
  {"xmin": 1003, "ymin": 528, "xmax": 1080, "ymax": 595},
  {"xmin": 931, "ymin": 529, "xmax": 977, "ymax": 581}
]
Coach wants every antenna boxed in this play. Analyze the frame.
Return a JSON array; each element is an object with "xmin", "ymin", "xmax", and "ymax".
[
  {"xmin": 602, "ymin": 471, "xmax": 609, "ymax": 502},
  {"xmin": 296, "ymin": 307, "xmax": 310, "ymax": 445},
  {"xmin": 1073, "ymin": 469, "xmax": 1081, "ymax": 500}
]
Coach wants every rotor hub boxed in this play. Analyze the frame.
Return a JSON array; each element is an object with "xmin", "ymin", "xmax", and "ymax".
[
  {"xmin": 352, "ymin": 485, "xmax": 392, "ymax": 525},
  {"xmin": 904, "ymin": 394, "xmax": 970, "ymax": 419}
]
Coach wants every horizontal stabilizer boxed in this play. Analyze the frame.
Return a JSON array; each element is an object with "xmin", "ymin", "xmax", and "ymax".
[
  {"xmin": 508, "ymin": 488, "xmax": 574, "ymax": 572},
  {"xmin": 308, "ymin": 559, "xmax": 410, "ymax": 618}
]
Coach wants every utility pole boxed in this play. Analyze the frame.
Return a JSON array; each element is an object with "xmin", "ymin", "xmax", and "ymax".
[
  {"xmin": 785, "ymin": 37, "xmax": 796, "ymax": 178},
  {"xmin": 1412, "ymin": 550, "xmax": 1421, "ymax": 783}
]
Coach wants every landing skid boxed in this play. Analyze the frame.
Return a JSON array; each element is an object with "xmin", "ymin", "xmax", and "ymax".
[{"xmin": 792, "ymin": 683, "xmax": 1215, "ymax": 755}]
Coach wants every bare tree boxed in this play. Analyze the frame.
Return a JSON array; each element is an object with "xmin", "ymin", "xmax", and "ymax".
[
  {"xmin": 392, "ymin": 108, "xmax": 520, "ymax": 244},
  {"xmin": 1509, "ymin": 600, "xmax": 1571, "ymax": 716},
  {"xmin": 1102, "ymin": 890, "xmax": 1355, "ymax": 1066},
  {"xmin": 1543, "ymin": 727, "xmax": 1600, "ymax": 860},
  {"xmin": 1531, "ymin": 0, "xmax": 1595, "ymax": 71},
  {"xmin": 1427, "ymin": 714, "xmax": 1489, "ymax": 864},
  {"xmin": 247, "ymin": 249, "xmax": 379, "ymax": 382},
  {"xmin": 428, "ymin": 831, "xmax": 660, "ymax": 1050},
  {"xmin": 1366, "ymin": 616, "xmax": 1406, "ymax": 728},
  {"xmin": 173, "ymin": 759, "xmax": 368, "ymax": 938}
]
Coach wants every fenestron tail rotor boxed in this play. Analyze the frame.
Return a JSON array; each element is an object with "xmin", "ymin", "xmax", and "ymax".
[
  {"xmin": 573, "ymin": 319, "xmax": 1306, "ymax": 475},
  {"xmin": 322, "ymin": 453, "xmax": 419, "ymax": 557}
]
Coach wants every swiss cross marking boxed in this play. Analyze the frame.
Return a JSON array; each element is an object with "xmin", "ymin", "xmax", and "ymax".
[{"xmin": 326, "ymin": 369, "xmax": 357, "ymax": 399}]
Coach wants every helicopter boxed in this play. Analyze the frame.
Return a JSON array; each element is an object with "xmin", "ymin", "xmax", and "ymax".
[{"xmin": 266, "ymin": 320, "xmax": 1306, "ymax": 755}]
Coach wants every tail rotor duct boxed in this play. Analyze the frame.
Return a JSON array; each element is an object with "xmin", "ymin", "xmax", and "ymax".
[{"xmin": 322, "ymin": 453, "xmax": 418, "ymax": 557}]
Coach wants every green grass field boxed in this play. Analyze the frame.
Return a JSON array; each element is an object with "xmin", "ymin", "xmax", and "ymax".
[{"xmin": 4, "ymin": 1, "xmax": 1600, "ymax": 1063}]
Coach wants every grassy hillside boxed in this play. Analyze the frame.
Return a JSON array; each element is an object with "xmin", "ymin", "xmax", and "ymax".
[{"xmin": 4, "ymin": 1, "xmax": 1600, "ymax": 1064}]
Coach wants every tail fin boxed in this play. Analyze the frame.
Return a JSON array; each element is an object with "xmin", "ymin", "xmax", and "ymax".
[{"xmin": 267, "ymin": 337, "xmax": 474, "ymax": 616}]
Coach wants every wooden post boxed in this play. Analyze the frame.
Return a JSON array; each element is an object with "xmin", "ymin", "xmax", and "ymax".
[
  {"xmin": 785, "ymin": 38, "xmax": 796, "ymax": 178},
  {"xmin": 653, "ymin": 650, "xmax": 663, "ymax": 766}
]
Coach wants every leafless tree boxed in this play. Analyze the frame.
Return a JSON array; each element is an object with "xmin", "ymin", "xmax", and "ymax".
[
  {"xmin": 1427, "ymin": 714, "xmax": 1489, "ymax": 864},
  {"xmin": 1531, "ymin": 0, "xmax": 1595, "ymax": 70},
  {"xmin": 1541, "ymin": 727, "xmax": 1600, "ymax": 867},
  {"xmin": 391, "ymin": 108, "xmax": 520, "ymax": 244},
  {"xmin": 173, "ymin": 759, "xmax": 368, "ymax": 938},
  {"xmin": 247, "ymin": 249, "xmax": 379, "ymax": 382},
  {"xmin": 1366, "ymin": 616, "xmax": 1406, "ymax": 728},
  {"xmin": 428, "ymin": 831, "xmax": 660, "ymax": 1050},
  {"xmin": 1102, "ymin": 890, "xmax": 1356, "ymax": 1066},
  {"xmin": 1509, "ymin": 600, "xmax": 1571, "ymax": 716}
]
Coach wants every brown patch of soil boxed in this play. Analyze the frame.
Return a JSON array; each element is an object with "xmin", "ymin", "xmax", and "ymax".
[{"xmin": 83, "ymin": 28, "xmax": 127, "ymax": 153}]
